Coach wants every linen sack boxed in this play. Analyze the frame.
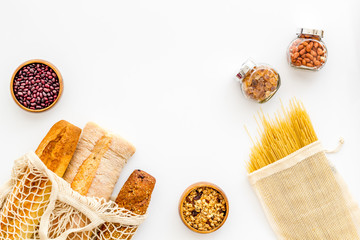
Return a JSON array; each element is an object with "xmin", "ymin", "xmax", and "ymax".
[
  {"xmin": 0, "ymin": 152, "xmax": 146, "ymax": 240},
  {"xmin": 248, "ymin": 141, "xmax": 360, "ymax": 240}
]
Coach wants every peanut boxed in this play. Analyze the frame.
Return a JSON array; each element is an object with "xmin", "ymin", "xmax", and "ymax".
[
  {"xmin": 310, "ymin": 50, "xmax": 317, "ymax": 57},
  {"xmin": 309, "ymin": 41, "xmax": 314, "ymax": 49},
  {"xmin": 306, "ymin": 44, "xmax": 311, "ymax": 52},
  {"xmin": 306, "ymin": 53, "xmax": 313, "ymax": 60},
  {"xmin": 317, "ymin": 48, "xmax": 323, "ymax": 56}
]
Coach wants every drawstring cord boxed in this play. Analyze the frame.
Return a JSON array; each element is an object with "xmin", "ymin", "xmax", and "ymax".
[{"xmin": 325, "ymin": 137, "xmax": 345, "ymax": 154}]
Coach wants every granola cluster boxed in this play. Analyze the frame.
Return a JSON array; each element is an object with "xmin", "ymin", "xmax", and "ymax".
[{"xmin": 182, "ymin": 187, "xmax": 227, "ymax": 232}]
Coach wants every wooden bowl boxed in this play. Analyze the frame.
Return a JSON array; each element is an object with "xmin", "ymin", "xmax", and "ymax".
[
  {"xmin": 10, "ymin": 59, "xmax": 63, "ymax": 112},
  {"xmin": 179, "ymin": 182, "xmax": 229, "ymax": 234}
]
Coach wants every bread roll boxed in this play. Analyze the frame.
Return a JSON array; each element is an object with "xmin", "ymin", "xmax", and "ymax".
[
  {"xmin": 63, "ymin": 122, "xmax": 136, "ymax": 200},
  {"xmin": 0, "ymin": 120, "xmax": 81, "ymax": 239},
  {"xmin": 100, "ymin": 170, "xmax": 156, "ymax": 240}
]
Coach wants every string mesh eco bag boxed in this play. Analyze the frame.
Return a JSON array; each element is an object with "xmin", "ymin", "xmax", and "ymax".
[
  {"xmin": 246, "ymin": 99, "xmax": 360, "ymax": 240},
  {"xmin": 0, "ymin": 152, "xmax": 146, "ymax": 240}
]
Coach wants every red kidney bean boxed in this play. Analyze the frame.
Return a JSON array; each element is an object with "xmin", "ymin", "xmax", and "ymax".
[{"xmin": 12, "ymin": 63, "xmax": 61, "ymax": 110}]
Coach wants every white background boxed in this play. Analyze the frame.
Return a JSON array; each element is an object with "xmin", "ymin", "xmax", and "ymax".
[{"xmin": 0, "ymin": 0, "xmax": 359, "ymax": 239}]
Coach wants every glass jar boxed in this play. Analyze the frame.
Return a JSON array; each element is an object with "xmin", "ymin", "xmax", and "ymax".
[
  {"xmin": 287, "ymin": 28, "xmax": 327, "ymax": 70},
  {"xmin": 235, "ymin": 59, "xmax": 281, "ymax": 103}
]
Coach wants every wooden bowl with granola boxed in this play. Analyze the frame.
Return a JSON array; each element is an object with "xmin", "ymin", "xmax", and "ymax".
[{"xmin": 179, "ymin": 182, "xmax": 229, "ymax": 234}]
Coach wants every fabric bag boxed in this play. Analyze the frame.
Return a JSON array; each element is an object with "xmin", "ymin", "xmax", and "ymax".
[
  {"xmin": 249, "ymin": 141, "xmax": 360, "ymax": 239},
  {"xmin": 247, "ymin": 100, "xmax": 360, "ymax": 239}
]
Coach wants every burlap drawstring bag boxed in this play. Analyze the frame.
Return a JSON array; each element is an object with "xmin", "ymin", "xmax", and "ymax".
[
  {"xmin": 247, "ymin": 99, "xmax": 360, "ymax": 240},
  {"xmin": 0, "ymin": 152, "xmax": 146, "ymax": 240}
]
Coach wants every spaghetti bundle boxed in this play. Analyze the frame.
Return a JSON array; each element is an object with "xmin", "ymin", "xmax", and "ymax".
[
  {"xmin": 247, "ymin": 99, "xmax": 317, "ymax": 173},
  {"xmin": 247, "ymin": 99, "xmax": 360, "ymax": 239}
]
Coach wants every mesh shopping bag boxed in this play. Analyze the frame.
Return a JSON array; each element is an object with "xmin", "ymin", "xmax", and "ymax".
[
  {"xmin": 0, "ymin": 152, "xmax": 146, "ymax": 240},
  {"xmin": 247, "ymin": 100, "xmax": 360, "ymax": 239}
]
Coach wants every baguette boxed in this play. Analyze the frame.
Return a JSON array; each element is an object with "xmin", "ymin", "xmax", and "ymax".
[
  {"xmin": 0, "ymin": 120, "xmax": 81, "ymax": 239},
  {"xmin": 36, "ymin": 120, "xmax": 82, "ymax": 177},
  {"xmin": 61, "ymin": 122, "xmax": 135, "ymax": 240},
  {"xmin": 100, "ymin": 170, "xmax": 156, "ymax": 240},
  {"xmin": 64, "ymin": 122, "xmax": 136, "ymax": 200}
]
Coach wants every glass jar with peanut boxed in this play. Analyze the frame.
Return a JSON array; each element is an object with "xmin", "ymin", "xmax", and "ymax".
[
  {"xmin": 288, "ymin": 28, "xmax": 327, "ymax": 70},
  {"xmin": 236, "ymin": 59, "xmax": 281, "ymax": 103}
]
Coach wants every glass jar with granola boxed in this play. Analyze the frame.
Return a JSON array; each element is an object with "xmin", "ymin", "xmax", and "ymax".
[
  {"xmin": 236, "ymin": 59, "xmax": 280, "ymax": 103},
  {"xmin": 287, "ymin": 28, "xmax": 327, "ymax": 70}
]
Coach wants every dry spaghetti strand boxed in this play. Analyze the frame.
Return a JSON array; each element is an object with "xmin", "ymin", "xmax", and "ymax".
[{"xmin": 246, "ymin": 99, "xmax": 318, "ymax": 173}]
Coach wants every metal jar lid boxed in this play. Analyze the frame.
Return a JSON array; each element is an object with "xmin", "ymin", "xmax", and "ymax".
[
  {"xmin": 236, "ymin": 59, "xmax": 256, "ymax": 81},
  {"xmin": 297, "ymin": 28, "xmax": 324, "ymax": 38}
]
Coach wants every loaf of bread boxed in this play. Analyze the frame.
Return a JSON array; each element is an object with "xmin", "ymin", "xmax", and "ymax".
[
  {"xmin": 100, "ymin": 170, "xmax": 156, "ymax": 240},
  {"xmin": 58, "ymin": 122, "xmax": 135, "ymax": 240},
  {"xmin": 63, "ymin": 122, "xmax": 136, "ymax": 200},
  {"xmin": 36, "ymin": 120, "xmax": 82, "ymax": 177},
  {"xmin": 0, "ymin": 120, "xmax": 81, "ymax": 239},
  {"xmin": 114, "ymin": 170, "xmax": 156, "ymax": 215}
]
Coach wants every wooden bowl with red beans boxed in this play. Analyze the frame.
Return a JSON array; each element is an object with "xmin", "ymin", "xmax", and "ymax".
[{"xmin": 11, "ymin": 59, "xmax": 63, "ymax": 112}]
